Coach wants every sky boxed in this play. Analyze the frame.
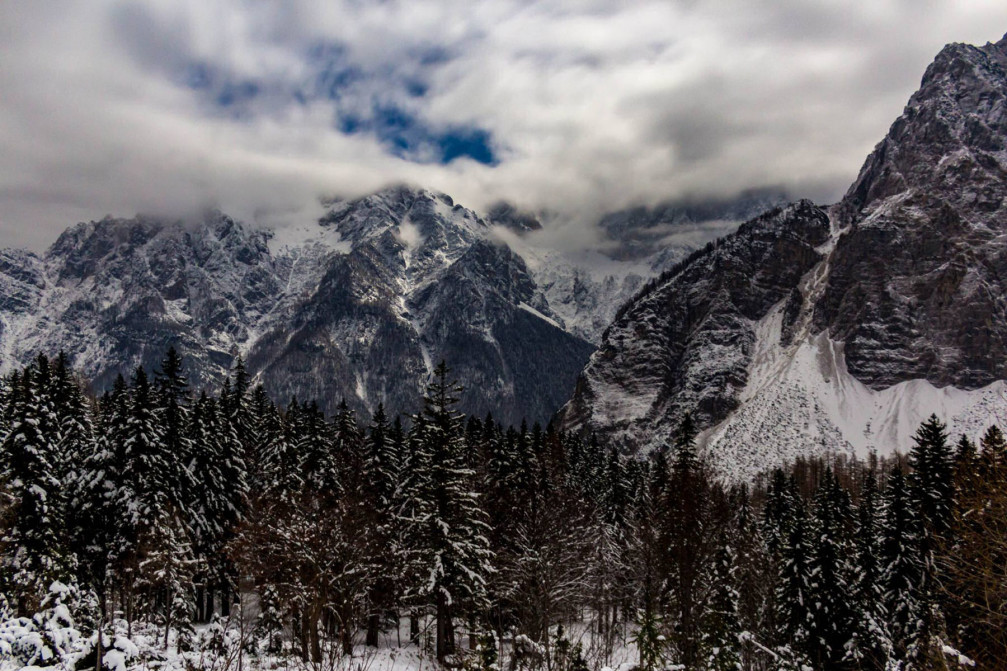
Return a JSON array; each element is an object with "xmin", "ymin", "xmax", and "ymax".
[{"xmin": 2, "ymin": 1, "xmax": 1007, "ymax": 250}]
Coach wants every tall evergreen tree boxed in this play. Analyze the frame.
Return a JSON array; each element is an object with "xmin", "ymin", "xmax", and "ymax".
[
  {"xmin": 806, "ymin": 468, "xmax": 855, "ymax": 668},
  {"xmin": 700, "ymin": 533, "xmax": 742, "ymax": 671},
  {"xmin": 880, "ymin": 466, "xmax": 921, "ymax": 658},
  {"xmin": 362, "ymin": 403, "xmax": 401, "ymax": 646},
  {"xmin": 847, "ymin": 468, "xmax": 890, "ymax": 669},
  {"xmin": 775, "ymin": 490, "xmax": 813, "ymax": 655},
  {"xmin": 0, "ymin": 361, "xmax": 73, "ymax": 614},
  {"xmin": 398, "ymin": 362, "xmax": 493, "ymax": 663},
  {"xmin": 909, "ymin": 414, "xmax": 954, "ymax": 541}
]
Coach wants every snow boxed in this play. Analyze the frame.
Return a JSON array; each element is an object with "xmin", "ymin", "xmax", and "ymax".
[
  {"xmin": 266, "ymin": 219, "xmax": 352, "ymax": 255},
  {"xmin": 0, "ymin": 611, "xmax": 640, "ymax": 671},
  {"xmin": 587, "ymin": 376, "xmax": 661, "ymax": 431},
  {"xmin": 518, "ymin": 302, "xmax": 561, "ymax": 329},
  {"xmin": 701, "ymin": 298, "xmax": 1007, "ymax": 479}
]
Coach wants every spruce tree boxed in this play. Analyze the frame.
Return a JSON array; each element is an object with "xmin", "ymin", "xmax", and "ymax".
[
  {"xmin": 880, "ymin": 466, "xmax": 921, "ymax": 658},
  {"xmin": 297, "ymin": 401, "xmax": 337, "ymax": 496},
  {"xmin": 847, "ymin": 468, "xmax": 891, "ymax": 669},
  {"xmin": 909, "ymin": 414, "xmax": 954, "ymax": 540},
  {"xmin": 775, "ymin": 491, "xmax": 813, "ymax": 655},
  {"xmin": 362, "ymin": 403, "xmax": 400, "ymax": 646},
  {"xmin": 700, "ymin": 534, "xmax": 742, "ymax": 671},
  {"xmin": 0, "ymin": 361, "xmax": 73, "ymax": 614},
  {"xmin": 398, "ymin": 362, "xmax": 493, "ymax": 663},
  {"xmin": 73, "ymin": 374, "xmax": 130, "ymax": 631},
  {"xmin": 806, "ymin": 467, "xmax": 854, "ymax": 668}
]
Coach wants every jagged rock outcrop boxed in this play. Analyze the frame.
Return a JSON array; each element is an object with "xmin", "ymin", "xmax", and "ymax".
[{"xmin": 814, "ymin": 35, "xmax": 1007, "ymax": 389}]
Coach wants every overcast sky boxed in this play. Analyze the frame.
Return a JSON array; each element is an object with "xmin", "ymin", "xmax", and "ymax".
[{"xmin": 2, "ymin": 1, "xmax": 1007, "ymax": 249}]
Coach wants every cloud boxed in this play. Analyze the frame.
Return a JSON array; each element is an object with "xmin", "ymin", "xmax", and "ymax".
[{"xmin": 1, "ymin": 0, "xmax": 1007, "ymax": 249}]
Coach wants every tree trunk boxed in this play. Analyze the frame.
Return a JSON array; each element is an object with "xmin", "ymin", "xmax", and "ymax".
[
  {"xmin": 94, "ymin": 609, "xmax": 104, "ymax": 671},
  {"xmin": 310, "ymin": 608, "xmax": 322, "ymax": 665},
  {"xmin": 195, "ymin": 582, "xmax": 205, "ymax": 623},
  {"xmin": 221, "ymin": 582, "xmax": 231, "ymax": 617},
  {"xmin": 366, "ymin": 612, "xmax": 380, "ymax": 647},
  {"xmin": 205, "ymin": 585, "xmax": 215, "ymax": 623},
  {"xmin": 410, "ymin": 613, "xmax": 420, "ymax": 645},
  {"xmin": 164, "ymin": 587, "xmax": 171, "ymax": 649},
  {"xmin": 341, "ymin": 612, "xmax": 354, "ymax": 656},
  {"xmin": 436, "ymin": 592, "xmax": 455, "ymax": 664}
]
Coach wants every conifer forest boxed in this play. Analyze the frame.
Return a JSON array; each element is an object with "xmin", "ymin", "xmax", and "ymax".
[{"xmin": 0, "ymin": 349, "xmax": 1004, "ymax": 671}]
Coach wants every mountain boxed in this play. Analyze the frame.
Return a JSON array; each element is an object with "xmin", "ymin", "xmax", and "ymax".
[
  {"xmin": 0, "ymin": 188, "xmax": 594, "ymax": 425},
  {"xmin": 559, "ymin": 34, "xmax": 1007, "ymax": 476},
  {"xmin": 0, "ymin": 179, "xmax": 783, "ymax": 424}
]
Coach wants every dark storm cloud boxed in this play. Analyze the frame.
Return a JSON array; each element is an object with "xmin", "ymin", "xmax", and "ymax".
[{"xmin": 1, "ymin": 1, "xmax": 1007, "ymax": 250}]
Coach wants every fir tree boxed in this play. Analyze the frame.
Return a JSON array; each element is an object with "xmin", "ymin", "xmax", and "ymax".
[
  {"xmin": 847, "ymin": 468, "xmax": 891, "ymax": 669},
  {"xmin": 909, "ymin": 414, "xmax": 954, "ymax": 540},
  {"xmin": 806, "ymin": 468, "xmax": 855, "ymax": 668},
  {"xmin": 775, "ymin": 491, "xmax": 813, "ymax": 654},
  {"xmin": 0, "ymin": 362, "xmax": 74, "ymax": 614},
  {"xmin": 398, "ymin": 362, "xmax": 493, "ymax": 663},
  {"xmin": 880, "ymin": 466, "xmax": 921, "ymax": 658},
  {"xmin": 362, "ymin": 403, "xmax": 401, "ymax": 646},
  {"xmin": 700, "ymin": 534, "xmax": 742, "ymax": 671}
]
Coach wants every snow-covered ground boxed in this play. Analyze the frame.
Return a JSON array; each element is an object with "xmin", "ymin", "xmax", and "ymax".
[{"xmin": 1, "ymin": 585, "xmax": 640, "ymax": 671}]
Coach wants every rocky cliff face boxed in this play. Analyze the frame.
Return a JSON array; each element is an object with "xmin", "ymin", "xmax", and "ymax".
[
  {"xmin": 0, "ymin": 187, "xmax": 594, "ymax": 425},
  {"xmin": 559, "ymin": 35, "xmax": 1007, "ymax": 472},
  {"xmin": 815, "ymin": 36, "xmax": 1007, "ymax": 390},
  {"xmin": 559, "ymin": 201, "xmax": 831, "ymax": 449}
]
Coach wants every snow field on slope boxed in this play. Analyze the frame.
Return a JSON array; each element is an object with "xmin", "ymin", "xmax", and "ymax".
[{"xmin": 702, "ymin": 300, "xmax": 1007, "ymax": 480}]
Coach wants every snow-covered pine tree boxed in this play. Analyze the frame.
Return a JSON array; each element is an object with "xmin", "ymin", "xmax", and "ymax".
[
  {"xmin": 953, "ymin": 434, "xmax": 977, "ymax": 485},
  {"xmin": 331, "ymin": 398, "xmax": 364, "ymax": 494},
  {"xmin": 0, "ymin": 359, "xmax": 74, "ymax": 614},
  {"xmin": 222, "ymin": 356, "xmax": 254, "ymax": 451},
  {"xmin": 188, "ymin": 390, "xmax": 247, "ymax": 621},
  {"xmin": 71, "ymin": 374, "xmax": 130, "ymax": 636},
  {"xmin": 775, "ymin": 489, "xmax": 813, "ymax": 657},
  {"xmin": 762, "ymin": 468, "xmax": 791, "ymax": 558},
  {"xmin": 662, "ymin": 412, "xmax": 713, "ymax": 669},
  {"xmin": 398, "ymin": 362, "xmax": 493, "ymax": 664},
  {"xmin": 905, "ymin": 415, "xmax": 954, "ymax": 659},
  {"xmin": 979, "ymin": 424, "xmax": 1006, "ymax": 474},
  {"xmin": 297, "ymin": 400, "xmax": 338, "ymax": 497},
  {"xmin": 258, "ymin": 397, "xmax": 303, "ymax": 501},
  {"xmin": 806, "ymin": 467, "xmax": 855, "ymax": 668},
  {"xmin": 880, "ymin": 465, "xmax": 921, "ymax": 660},
  {"xmin": 699, "ymin": 532, "xmax": 742, "ymax": 671},
  {"xmin": 244, "ymin": 384, "xmax": 281, "ymax": 492},
  {"xmin": 942, "ymin": 423, "xmax": 1007, "ymax": 668},
  {"xmin": 154, "ymin": 347, "xmax": 192, "ymax": 456},
  {"xmin": 49, "ymin": 351, "xmax": 93, "ymax": 480},
  {"xmin": 121, "ymin": 367, "xmax": 171, "ymax": 524},
  {"xmin": 846, "ymin": 467, "xmax": 891, "ymax": 670},
  {"xmin": 114, "ymin": 366, "xmax": 174, "ymax": 628},
  {"xmin": 136, "ymin": 505, "xmax": 196, "ymax": 651},
  {"xmin": 909, "ymin": 414, "xmax": 954, "ymax": 542},
  {"xmin": 730, "ymin": 486, "xmax": 773, "ymax": 670},
  {"xmin": 362, "ymin": 403, "xmax": 400, "ymax": 647}
]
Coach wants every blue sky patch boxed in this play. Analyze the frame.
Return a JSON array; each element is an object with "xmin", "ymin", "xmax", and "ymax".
[
  {"xmin": 341, "ymin": 103, "xmax": 497, "ymax": 165},
  {"xmin": 181, "ymin": 45, "xmax": 497, "ymax": 165}
]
